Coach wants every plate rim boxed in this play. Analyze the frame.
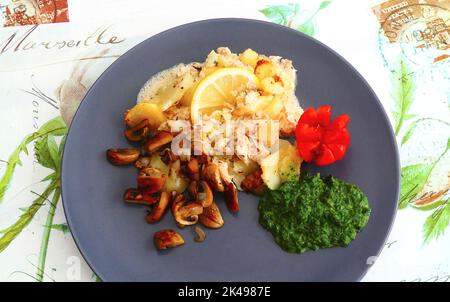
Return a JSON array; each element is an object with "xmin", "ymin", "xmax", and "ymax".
[{"xmin": 61, "ymin": 17, "xmax": 400, "ymax": 282}]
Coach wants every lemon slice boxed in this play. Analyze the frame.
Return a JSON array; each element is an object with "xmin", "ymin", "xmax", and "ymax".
[{"xmin": 191, "ymin": 67, "xmax": 259, "ymax": 123}]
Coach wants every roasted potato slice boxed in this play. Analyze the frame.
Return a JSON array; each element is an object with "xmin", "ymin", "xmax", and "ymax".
[
  {"xmin": 124, "ymin": 103, "xmax": 166, "ymax": 129},
  {"xmin": 239, "ymin": 48, "xmax": 259, "ymax": 67},
  {"xmin": 254, "ymin": 59, "xmax": 276, "ymax": 79},
  {"xmin": 260, "ymin": 76, "xmax": 284, "ymax": 95},
  {"xmin": 148, "ymin": 153, "xmax": 170, "ymax": 175},
  {"xmin": 163, "ymin": 159, "xmax": 189, "ymax": 194},
  {"xmin": 265, "ymin": 95, "xmax": 284, "ymax": 118},
  {"xmin": 260, "ymin": 140, "xmax": 302, "ymax": 190}
]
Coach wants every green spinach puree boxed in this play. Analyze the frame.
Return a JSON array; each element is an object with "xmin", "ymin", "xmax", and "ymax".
[{"xmin": 258, "ymin": 173, "xmax": 371, "ymax": 253}]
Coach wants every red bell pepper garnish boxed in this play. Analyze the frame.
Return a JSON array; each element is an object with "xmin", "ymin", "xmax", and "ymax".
[{"xmin": 295, "ymin": 105, "xmax": 350, "ymax": 166}]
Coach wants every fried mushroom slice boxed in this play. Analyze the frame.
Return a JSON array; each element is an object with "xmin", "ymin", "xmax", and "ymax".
[
  {"xmin": 160, "ymin": 148, "xmax": 179, "ymax": 165},
  {"xmin": 171, "ymin": 195, "xmax": 203, "ymax": 228},
  {"xmin": 188, "ymin": 180, "xmax": 213, "ymax": 208},
  {"xmin": 187, "ymin": 181, "xmax": 198, "ymax": 199},
  {"xmin": 193, "ymin": 226, "xmax": 206, "ymax": 243},
  {"xmin": 137, "ymin": 167, "xmax": 167, "ymax": 193},
  {"xmin": 224, "ymin": 182, "xmax": 239, "ymax": 213},
  {"xmin": 186, "ymin": 157, "xmax": 200, "ymax": 181},
  {"xmin": 199, "ymin": 202, "xmax": 224, "ymax": 229},
  {"xmin": 144, "ymin": 131, "xmax": 173, "ymax": 154},
  {"xmin": 177, "ymin": 203, "xmax": 204, "ymax": 227},
  {"xmin": 201, "ymin": 162, "xmax": 225, "ymax": 192},
  {"xmin": 106, "ymin": 148, "xmax": 140, "ymax": 166},
  {"xmin": 124, "ymin": 119, "xmax": 149, "ymax": 142},
  {"xmin": 146, "ymin": 191, "xmax": 170, "ymax": 223},
  {"xmin": 197, "ymin": 153, "xmax": 211, "ymax": 165},
  {"xmin": 154, "ymin": 229, "xmax": 184, "ymax": 250},
  {"xmin": 123, "ymin": 188, "xmax": 158, "ymax": 205}
]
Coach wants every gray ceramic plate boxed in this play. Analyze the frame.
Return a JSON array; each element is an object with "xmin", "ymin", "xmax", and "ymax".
[{"xmin": 61, "ymin": 19, "xmax": 400, "ymax": 282}]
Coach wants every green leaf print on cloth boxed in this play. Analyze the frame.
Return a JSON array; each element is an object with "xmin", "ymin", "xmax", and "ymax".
[
  {"xmin": 0, "ymin": 115, "xmax": 67, "ymax": 281},
  {"xmin": 0, "ymin": 179, "xmax": 59, "ymax": 253},
  {"xmin": 400, "ymin": 163, "xmax": 436, "ymax": 209},
  {"xmin": 260, "ymin": 1, "xmax": 332, "ymax": 36},
  {"xmin": 0, "ymin": 117, "xmax": 66, "ymax": 203},
  {"xmin": 390, "ymin": 59, "xmax": 416, "ymax": 136},
  {"xmin": 46, "ymin": 223, "xmax": 70, "ymax": 234},
  {"xmin": 387, "ymin": 55, "xmax": 450, "ymax": 244},
  {"xmin": 399, "ymin": 138, "xmax": 449, "ymax": 209},
  {"xmin": 35, "ymin": 135, "xmax": 60, "ymax": 171},
  {"xmin": 260, "ymin": 4, "xmax": 299, "ymax": 26},
  {"xmin": 423, "ymin": 201, "xmax": 450, "ymax": 244}
]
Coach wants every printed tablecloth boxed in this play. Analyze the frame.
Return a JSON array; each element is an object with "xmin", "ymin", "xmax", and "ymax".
[{"xmin": 0, "ymin": 0, "xmax": 448, "ymax": 282}]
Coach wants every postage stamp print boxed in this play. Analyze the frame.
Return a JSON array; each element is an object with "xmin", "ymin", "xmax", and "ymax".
[
  {"xmin": 373, "ymin": 0, "xmax": 449, "ymax": 65},
  {"xmin": 0, "ymin": 0, "xmax": 69, "ymax": 27}
]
